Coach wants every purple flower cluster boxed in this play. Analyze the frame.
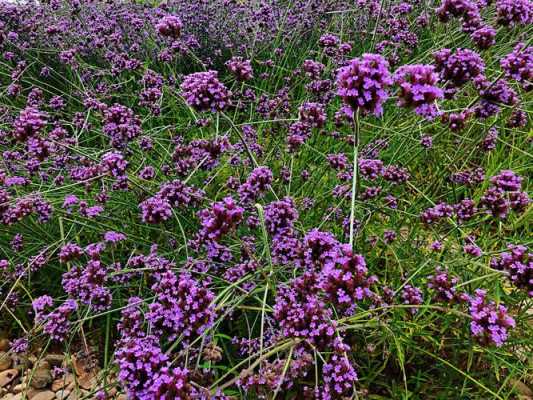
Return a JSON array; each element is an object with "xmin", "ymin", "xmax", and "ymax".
[
  {"xmin": 58, "ymin": 242, "xmax": 83, "ymax": 264},
  {"xmin": 480, "ymin": 170, "xmax": 530, "ymax": 218},
  {"xmin": 286, "ymin": 121, "xmax": 312, "ymax": 152},
  {"xmin": 102, "ymin": 104, "xmax": 142, "ymax": 148},
  {"xmin": 393, "ymin": 64, "xmax": 443, "ymax": 119},
  {"xmin": 322, "ymin": 339, "xmax": 358, "ymax": 398},
  {"xmin": 156, "ymin": 15, "xmax": 183, "ymax": 38},
  {"xmin": 359, "ymin": 159, "xmax": 384, "ymax": 180},
  {"xmin": 197, "ymin": 196, "xmax": 244, "ymax": 242},
  {"xmin": 496, "ymin": 0, "xmax": 532, "ymax": 26},
  {"xmin": 274, "ymin": 272, "xmax": 335, "ymax": 349},
  {"xmin": 320, "ymin": 244, "xmax": 377, "ymax": 315},
  {"xmin": 62, "ymin": 259, "xmax": 111, "ymax": 311},
  {"xmin": 473, "ymin": 76, "xmax": 518, "ymax": 119},
  {"xmin": 12, "ymin": 106, "xmax": 47, "ymax": 142},
  {"xmin": 336, "ymin": 54, "xmax": 393, "ymax": 117},
  {"xmin": 450, "ymin": 167, "xmax": 485, "ymax": 186},
  {"xmin": 469, "ymin": 289, "xmax": 515, "ymax": 346},
  {"xmin": 238, "ymin": 166, "xmax": 273, "ymax": 203},
  {"xmin": 139, "ymin": 178, "xmax": 204, "ymax": 224},
  {"xmin": 500, "ymin": 43, "xmax": 532, "ymax": 91},
  {"xmin": 401, "ymin": 285, "xmax": 424, "ymax": 314},
  {"xmin": 436, "ymin": 0, "xmax": 481, "ymax": 33},
  {"xmin": 263, "ymin": 197, "xmax": 299, "ymax": 236},
  {"xmin": 298, "ymin": 102, "xmax": 327, "ymax": 128},
  {"xmin": 32, "ymin": 296, "xmax": 78, "ymax": 342},
  {"xmin": 149, "ymin": 367, "xmax": 196, "ymax": 399},
  {"xmin": 181, "ymin": 70, "xmax": 231, "ymax": 112},
  {"xmin": 491, "ymin": 244, "xmax": 533, "ymax": 296},
  {"xmin": 148, "ymin": 270, "xmax": 215, "ymax": 340},
  {"xmin": 471, "ymin": 26, "xmax": 496, "ymax": 50},
  {"xmin": 433, "ymin": 48, "xmax": 485, "ymax": 90},
  {"xmin": 382, "ymin": 165, "xmax": 410, "ymax": 184},
  {"xmin": 139, "ymin": 196, "xmax": 173, "ymax": 224},
  {"xmin": 420, "ymin": 202, "xmax": 454, "ymax": 224},
  {"xmin": 139, "ymin": 70, "xmax": 164, "ymax": 115},
  {"xmin": 427, "ymin": 267, "xmax": 465, "ymax": 303},
  {"xmin": 115, "ymin": 335, "xmax": 169, "ymax": 398},
  {"xmin": 225, "ymin": 57, "xmax": 253, "ymax": 81}
]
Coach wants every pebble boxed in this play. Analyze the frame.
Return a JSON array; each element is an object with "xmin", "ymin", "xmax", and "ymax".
[
  {"xmin": 31, "ymin": 391, "xmax": 55, "ymax": 400},
  {"xmin": 12, "ymin": 384, "xmax": 26, "ymax": 393},
  {"xmin": 0, "ymin": 340, "xmax": 9, "ymax": 352},
  {"xmin": 25, "ymin": 389, "xmax": 39, "ymax": 399},
  {"xmin": 0, "ymin": 369, "xmax": 19, "ymax": 388},
  {"xmin": 64, "ymin": 391, "xmax": 80, "ymax": 400},
  {"xmin": 51, "ymin": 374, "xmax": 74, "ymax": 392},
  {"xmin": 77, "ymin": 373, "xmax": 96, "ymax": 390},
  {"xmin": 12, "ymin": 356, "xmax": 31, "ymax": 372},
  {"xmin": 44, "ymin": 356, "xmax": 63, "ymax": 368},
  {"xmin": 54, "ymin": 389, "xmax": 70, "ymax": 400},
  {"xmin": 2, "ymin": 394, "xmax": 22, "ymax": 400},
  {"xmin": 0, "ymin": 353, "xmax": 11, "ymax": 372},
  {"xmin": 30, "ymin": 368, "xmax": 52, "ymax": 389}
]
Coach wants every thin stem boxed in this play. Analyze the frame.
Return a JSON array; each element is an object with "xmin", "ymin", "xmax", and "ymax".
[{"xmin": 349, "ymin": 109, "xmax": 360, "ymax": 249}]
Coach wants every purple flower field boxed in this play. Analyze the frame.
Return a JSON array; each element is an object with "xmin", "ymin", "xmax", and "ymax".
[{"xmin": 0, "ymin": 0, "xmax": 531, "ymax": 398}]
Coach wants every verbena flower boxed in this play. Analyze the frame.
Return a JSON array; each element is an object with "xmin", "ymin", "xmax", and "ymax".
[
  {"xmin": 433, "ymin": 48, "xmax": 485, "ymax": 87},
  {"xmin": 181, "ymin": 70, "xmax": 231, "ymax": 112},
  {"xmin": 12, "ymin": 106, "xmax": 47, "ymax": 142},
  {"xmin": 471, "ymin": 26, "xmax": 496, "ymax": 49},
  {"xmin": 336, "ymin": 53, "xmax": 392, "ymax": 117},
  {"xmin": 468, "ymin": 289, "xmax": 515, "ymax": 346},
  {"xmin": 500, "ymin": 43, "xmax": 532, "ymax": 91},
  {"xmin": 496, "ymin": 0, "xmax": 532, "ymax": 26},
  {"xmin": 225, "ymin": 57, "xmax": 253, "ymax": 81},
  {"xmin": 156, "ymin": 15, "xmax": 183, "ymax": 38},
  {"xmin": 238, "ymin": 166, "xmax": 273, "ymax": 203},
  {"xmin": 197, "ymin": 196, "xmax": 243, "ymax": 242},
  {"xmin": 102, "ymin": 104, "xmax": 141, "ymax": 148},
  {"xmin": 491, "ymin": 244, "xmax": 533, "ymax": 296},
  {"xmin": 394, "ymin": 64, "xmax": 443, "ymax": 119}
]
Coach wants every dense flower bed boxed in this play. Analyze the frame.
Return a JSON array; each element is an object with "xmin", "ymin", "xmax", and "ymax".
[{"xmin": 0, "ymin": 0, "xmax": 531, "ymax": 398}]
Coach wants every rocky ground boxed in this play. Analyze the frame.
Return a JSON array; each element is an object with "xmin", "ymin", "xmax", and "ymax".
[{"xmin": 0, "ymin": 340, "xmax": 120, "ymax": 400}]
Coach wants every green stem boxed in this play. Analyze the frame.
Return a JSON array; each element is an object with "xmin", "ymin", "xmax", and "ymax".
[{"xmin": 349, "ymin": 110, "xmax": 360, "ymax": 249}]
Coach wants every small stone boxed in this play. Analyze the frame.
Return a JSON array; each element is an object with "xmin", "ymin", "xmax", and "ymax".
[
  {"xmin": 12, "ymin": 383, "xmax": 27, "ymax": 393},
  {"xmin": 51, "ymin": 374, "xmax": 74, "ymax": 392},
  {"xmin": 25, "ymin": 389, "xmax": 39, "ymax": 399},
  {"xmin": 64, "ymin": 391, "xmax": 79, "ymax": 400},
  {"xmin": 12, "ymin": 356, "xmax": 31, "ymax": 371},
  {"xmin": 44, "ymin": 355, "xmax": 63, "ymax": 368},
  {"xmin": 512, "ymin": 379, "xmax": 533, "ymax": 398},
  {"xmin": 0, "ymin": 353, "xmax": 11, "ymax": 372},
  {"xmin": 30, "ymin": 391, "xmax": 55, "ymax": 400},
  {"xmin": 77, "ymin": 373, "xmax": 96, "ymax": 390},
  {"xmin": 0, "ymin": 369, "xmax": 19, "ymax": 388},
  {"xmin": 30, "ymin": 367, "xmax": 52, "ymax": 389},
  {"xmin": 0, "ymin": 340, "xmax": 9, "ymax": 352},
  {"xmin": 54, "ymin": 389, "xmax": 70, "ymax": 400},
  {"xmin": 35, "ymin": 361, "xmax": 50, "ymax": 370},
  {"xmin": 71, "ymin": 355, "xmax": 96, "ymax": 377}
]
